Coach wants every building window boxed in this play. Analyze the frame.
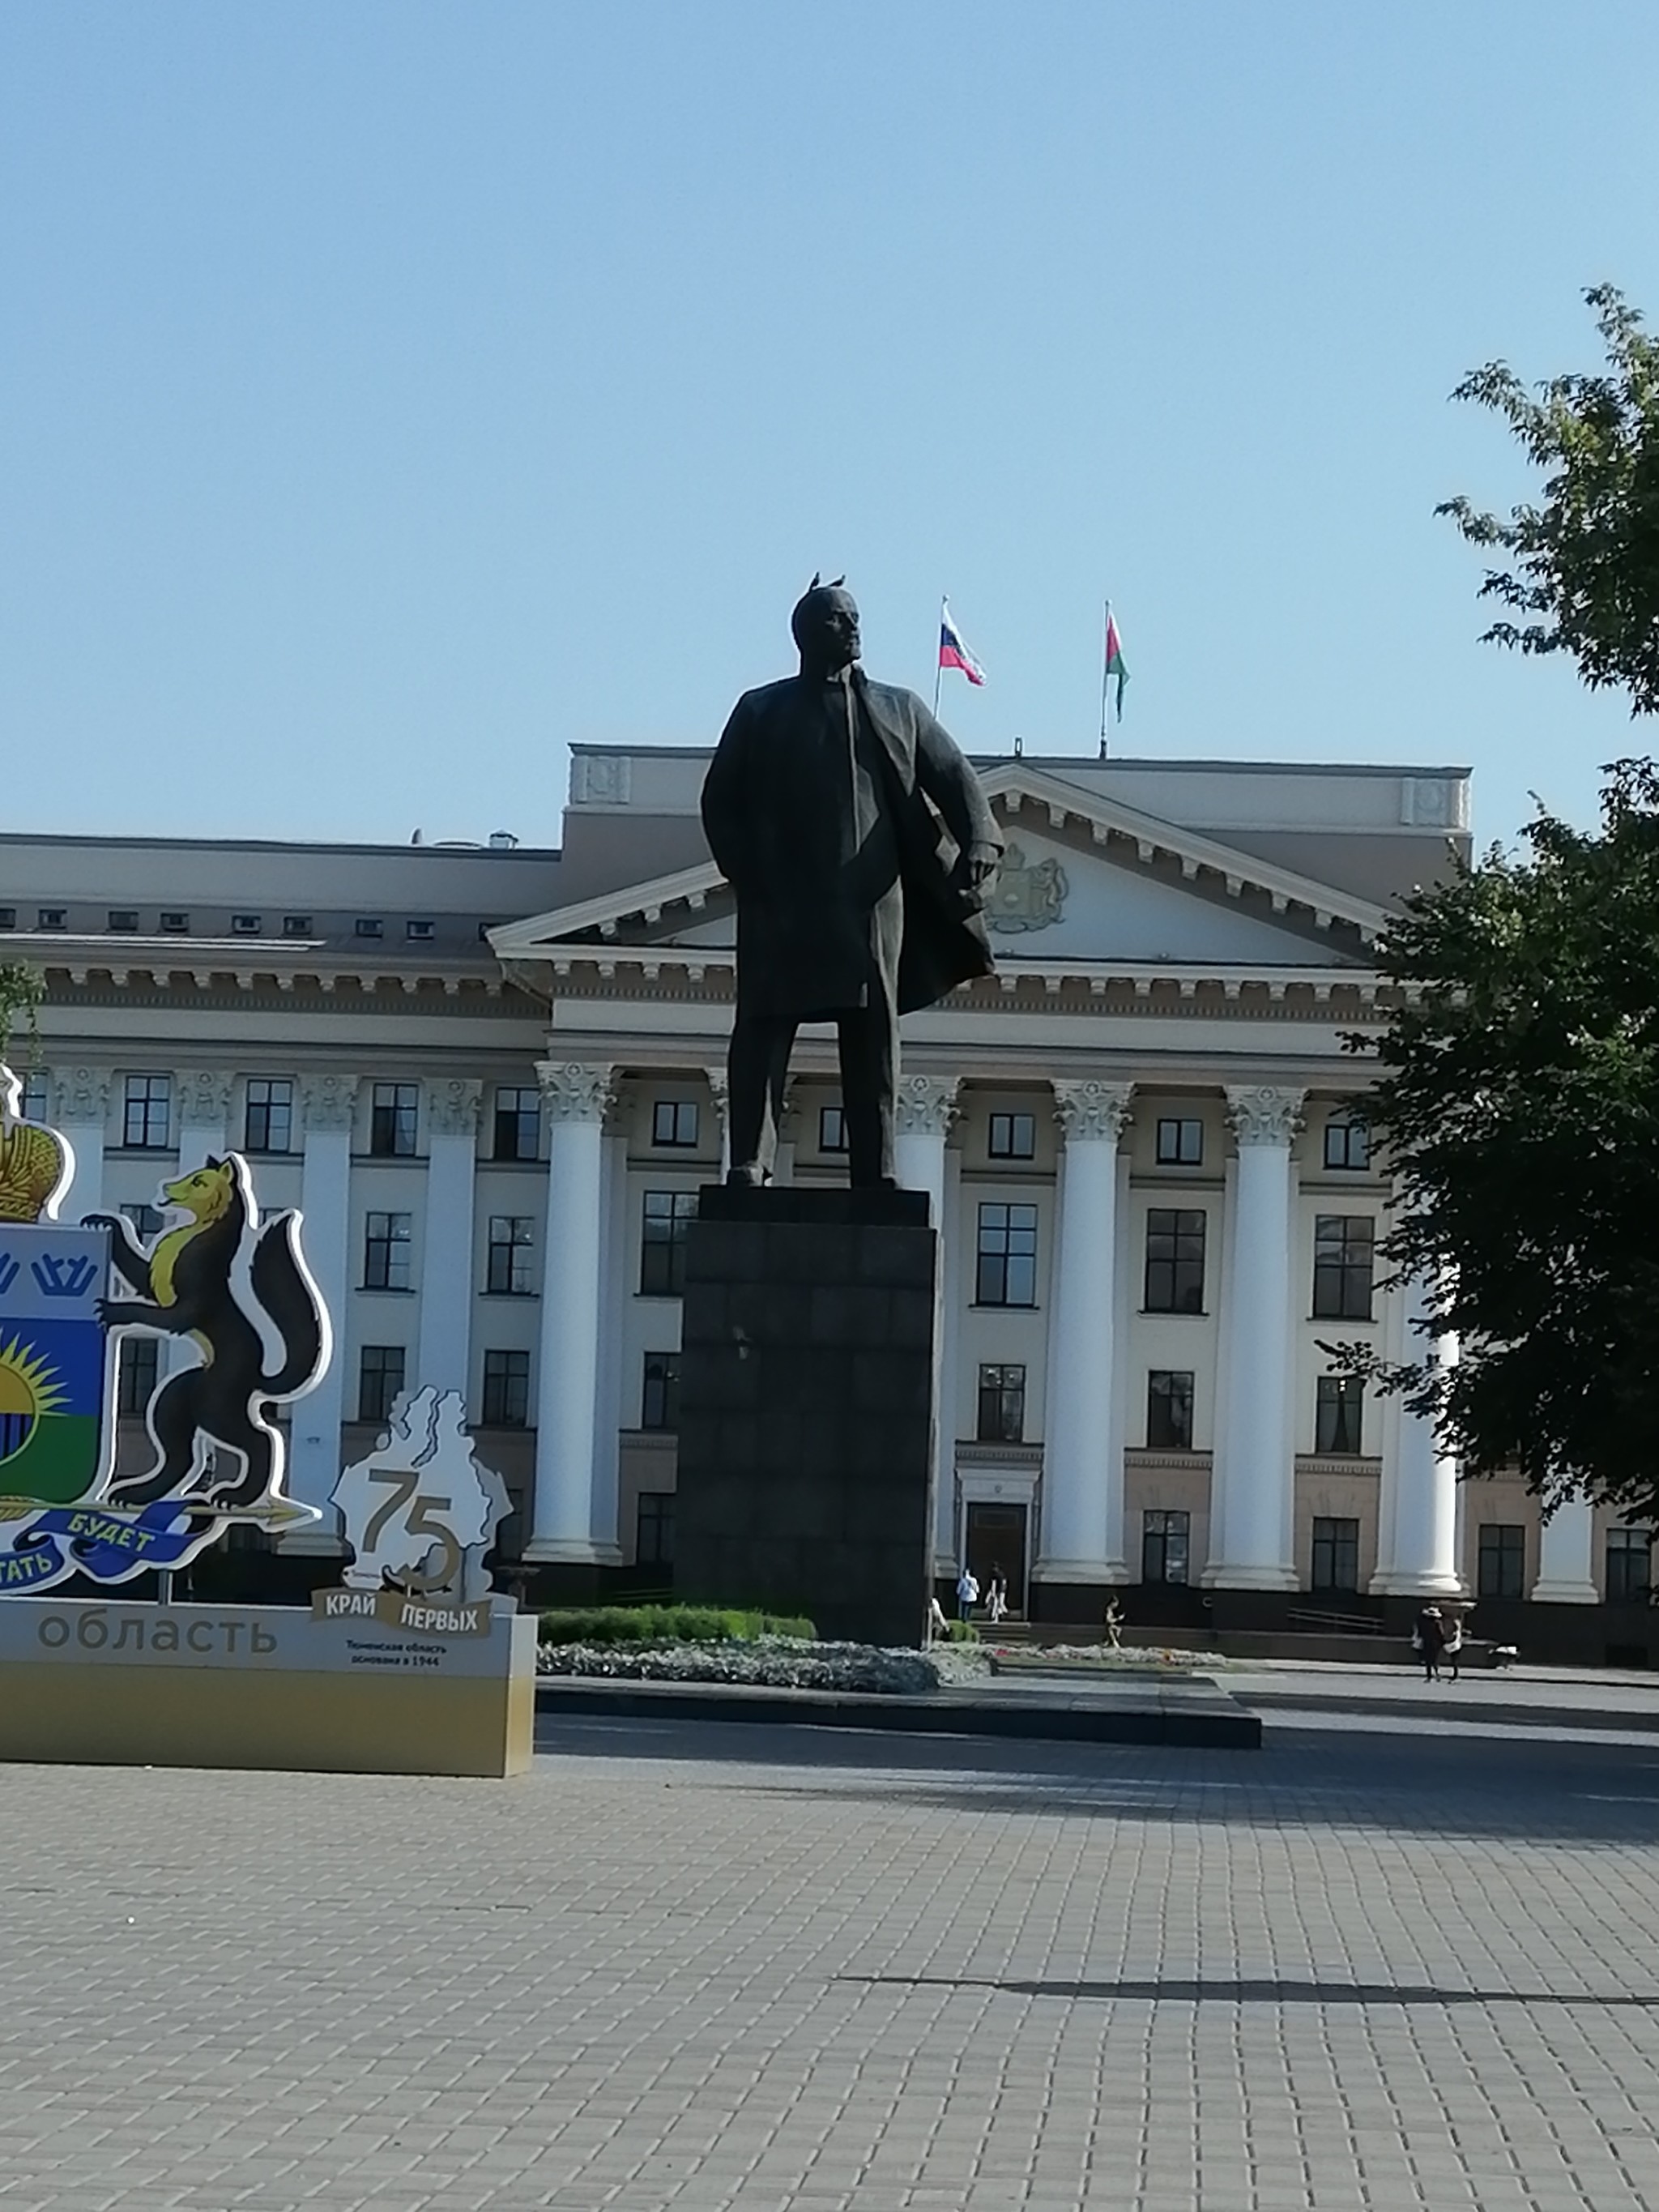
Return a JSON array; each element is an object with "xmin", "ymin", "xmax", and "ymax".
[
  {"xmin": 1146, "ymin": 1369, "xmax": 1195, "ymax": 1450},
  {"xmin": 1142, "ymin": 1510, "xmax": 1190, "ymax": 1586},
  {"xmin": 107, "ymin": 909, "xmax": 139, "ymax": 933},
  {"xmin": 651, "ymin": 1100, "xmax": 699, "ymax": 1149},
  {"xmin": 640, "ymin": 1190, "xmax": 697, "ymax": 1296},
  {"xmin": 1315, "ymin": 1374, "xmax": 1364, "ymax": 1455},
  {"xmin": 975, "ymin": 1202, "xmax": 1038, "ymax": 1307},
  {"xmin": 406, "ymin": 919, "xmax": 434, "ymax": 942},
  {"xmin": 481, "ymin": 1349, "xmax": 530, "ymax": 1428},
  {"xmin": 1606, "ymin": 1527, "xmax": 1653, "ymax": 1603},
  {"xmin": 159, "ymin": 911, "xmax": 189, "ymax": 933},
  {"xmin": 987, "ymin": 1112, "xmax": 1036, "ymax": 1160},
  {"xmin": 232, "ymin": 913, "xmax": 262, "ymax": 936},
  {"xmin": 819, "ymin": 1105, "xmax": 847, "ymax": 1153},
  {"xmin": 1156, "ymin": 1117, "xmax": 1204, "ymax": 1166},
  {"xmin": 1313, "ymin": 1215, "xmax": 1375, "ymax": 1319},
  {"xmin": 355, "ymin": 917, "xmax": 384, "ymax": 939},
  {"xmin": 1311, "ymin": 1517, "xmax": 1360, "ymax": 1593},
  {"xmin": 19, "ymin": 1071, "xmax": 47, "ymax": 1122},
  {"xmin": 117, "ymin": 1338, "xmax": 158, "ymax": 1417},
  {"xmin": 642, "ymin": 1352, "xmax": 680, "ymax": 1431},
  {"xmin": 637, "ymin": 1492, "xmax": 675, "ymax": 1567},
  {"xmin": 36, "ymin": 908, "xmax": 66, "ymax": 930},
  {"xmin": 1324, "ymin": 1114, "xmax": 1371, "ymax": 1172},
  {"xmin": 282, "ymin": 914, "xmax": 313, "ymax": 937},
  {"xmin": 486, "ymin": 1215, "xmax": 535, "ymax": 1295},
  {"xmin": 493, "ymin": 1085, "xmax": 541, "ymax": 1162},
  {"xmin": 1477, "ymin": 1523, "xmax": 1526, "ymax": 1599},
  {"xmin": 244, "ymin": 1078, "xmax": 293, "ymax": 1155},
  {"xmin": 369, "ymin": 1082, "xmax": 419, "ymax": 1157},
  {"xmin": 358, "ymin": 1345, "xmax": 407, "ymax": 1424},
  {"xmin": 1145, "ymin": 1208, "xmax": 1205, "ymax": 1313},
  {"xmin": 122, "ymin": 1075, "xmax": 172, "ymax": 1151},
  {"xmin": 975, "ymin": 1363, "xmax": 1026, "ymax": 1443},
  {"xmin": 122, "ymin": 1202, "xmax": 164, "ymax": 1241},
  {"xmin": 363, "ymin": 1211, "xmax": 412, "ymax": 1290},
  {"xmin": 0, "ymin": 909, "xmax": 14, "ymax": 929}
]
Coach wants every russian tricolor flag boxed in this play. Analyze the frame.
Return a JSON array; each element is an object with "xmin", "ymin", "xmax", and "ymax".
[{"xmin": 938, "ymin": 600, "xmax": 987, "ymax": 686}]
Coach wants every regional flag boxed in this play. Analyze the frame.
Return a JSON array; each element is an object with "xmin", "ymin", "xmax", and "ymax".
[
  {"xmin": 1105, "ymin": 604, "xmax": 1129, "ymax": 719},
  {"xmin": 938, "ymin": 601, "xmax": 987, "ymax": 686}
]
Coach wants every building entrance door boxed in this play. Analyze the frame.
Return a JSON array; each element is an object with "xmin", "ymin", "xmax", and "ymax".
[{"xmin": 965, "ymin": 1501, "xmax": 1028, "ymax": 1616}]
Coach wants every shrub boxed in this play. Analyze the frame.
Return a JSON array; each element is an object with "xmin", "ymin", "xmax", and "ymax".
[
  {"xmin": 537, "ymin": 1604, "xmax": 815, "ymax": 1647},
  {"xmin": 945, "ymin": 1618, "xmax": 979, "ymax": 1644}
]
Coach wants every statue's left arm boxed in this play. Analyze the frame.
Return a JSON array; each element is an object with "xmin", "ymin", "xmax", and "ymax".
[{"xmin": 912, "ymin": 702, "xmax": 1004, "ymax": 890}]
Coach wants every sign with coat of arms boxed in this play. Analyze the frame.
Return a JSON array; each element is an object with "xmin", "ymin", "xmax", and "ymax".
[{"xmin": 0, "ymin": 1066, "xmax": 332, "ymax": 1595}]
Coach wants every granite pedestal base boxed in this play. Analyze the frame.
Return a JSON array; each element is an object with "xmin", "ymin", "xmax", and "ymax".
[{"xmin": 677, "ymin": 1186, "xmax": 937, "ymax": 1649}]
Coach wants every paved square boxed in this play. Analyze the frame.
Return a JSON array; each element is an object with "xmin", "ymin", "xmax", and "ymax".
[{"xmin": 3, "ymin": 1705, "xmax": 1659, "ymax": 2210}]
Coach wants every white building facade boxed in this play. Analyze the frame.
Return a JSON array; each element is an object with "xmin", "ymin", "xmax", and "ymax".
[{"xmin": 2, "ymin": 748, "xmax": 1642, "ymax": 1655}]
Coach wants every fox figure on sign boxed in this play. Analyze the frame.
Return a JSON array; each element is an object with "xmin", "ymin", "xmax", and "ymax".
[{"xmin": 88, "ymin": 1154, "xmax": 331, "ymax": 1516}]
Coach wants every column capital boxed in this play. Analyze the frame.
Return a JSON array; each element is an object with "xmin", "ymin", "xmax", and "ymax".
[
  {"xmin": 427, "ymin": 1077, "xmax": 483, "ymax": 1138},
  {"xmin": 1052, "ymin": 1078, "xmax": 1134, "ymax": 1142},
  {"xmin": 1226, "ymin": 1085, "xmax": 1306, "ymax": 1147},
  {"xmin": 894, "ymin": 1074, "xmax": 960, "ymax": 1138},
  {"xmin": 177, "ymin": 1069, "xmax": 234, "ymax": 1129},
  {"xmin": 301, "ymin": 1073, "xmax": 359, "ymax": 1134},
  {"xmin": 704, "ymin": 1066, "xmax": 729, "ymax": 1130},
  {"xmin": 57, "ymin": 1066, "xmax": 111, "ymax": 1124},
  {"xmin": 536, "ymin": 1061, "xmax": 616, "ymax": 1124}
]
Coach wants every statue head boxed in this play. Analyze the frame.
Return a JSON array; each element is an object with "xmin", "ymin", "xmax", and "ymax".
[{"xmin": 791, "ymin": 575, "xmax": 860, "ymax": 677}]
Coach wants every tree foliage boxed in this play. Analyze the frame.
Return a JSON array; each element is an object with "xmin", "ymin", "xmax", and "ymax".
[
  {"xmin": 1347, "ymin": 762, "xmax": 1659, "ymax": 1518},
  {"xmin": 1438, "ymin": 284, "xmax": 1659, "ymax": 711}
]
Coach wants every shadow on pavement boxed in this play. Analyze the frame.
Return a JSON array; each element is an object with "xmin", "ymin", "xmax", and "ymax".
[
  {"xmin": 535, "ymin": 1710, "xmax": 1659, "ymax": 1845},
  {"xmin": 838, "ymin": 1972, "xmax": 1659, "ymax": 2006}
]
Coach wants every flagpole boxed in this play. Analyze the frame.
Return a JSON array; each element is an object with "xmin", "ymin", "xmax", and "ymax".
[
  {"xmin": 932, "ymin": 596, "xmax": 945, "ymax": 717},
  {"xmin": 1098, "ymin": 599, "xmax": 1112, "ymax": 758}
]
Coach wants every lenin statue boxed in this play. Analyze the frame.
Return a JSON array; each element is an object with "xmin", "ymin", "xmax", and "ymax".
[{"xmin": 701, "ymin": 581, "xmax": 1004, "ymax": 1189}]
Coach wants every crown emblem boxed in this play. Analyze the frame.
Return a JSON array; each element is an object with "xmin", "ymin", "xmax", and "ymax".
[{"xmin": 0, "ymin": 1068, "xmax": 69, "ymax": 1225}]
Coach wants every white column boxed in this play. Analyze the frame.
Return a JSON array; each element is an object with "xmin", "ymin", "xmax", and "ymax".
[
  {"xmin": 587, "ymin": 1127, "xmax": 629, "ymax": 1564},
  {"xmin": 1532, "ymin": 1491, "xmax": 1599, "ymax": 1603},
  {"xmin": 894, "ymin": 1073, "xmax": 960, "ymax": 1577},
  {"xmin": 176, "ymin": 1070, "xmax": 232, "ymax": 1172},
  {"xmin": 1034, "ymin": 1079, "xmax": 1134, "ymax": 1586},
  {"xmin": 1205, "ymin": 1086, "xmax": 1303, "ymax": 1591},
  {"xmin": 525, "ymin": 1061, "xmax": 615, "ymax": 1562},
  {"xmin": 53, "ymin": 1066, "xmax": 109, "ymax": 1221},
  {"xmin": 417, "ymin": 1078, "xmax": 481, "ymax": 1393},
  {"xmin": 283, "ymin": 1074, "xmax": 357, "ymax": 1550},
  {"xmin": 1371, "ymin": 1270, "xmax": 1465, "ymax": 1595}
]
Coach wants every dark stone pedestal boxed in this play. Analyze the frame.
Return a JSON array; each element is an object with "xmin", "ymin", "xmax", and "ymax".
[{"xmin": 676, "ymin": 1185, "xmax": 937, "ymax": 1648}]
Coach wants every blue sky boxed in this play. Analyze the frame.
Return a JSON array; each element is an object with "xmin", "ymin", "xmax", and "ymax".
[{"xmin": 3, "ymin": 2, "xmax": 1656, "ymax": 852}]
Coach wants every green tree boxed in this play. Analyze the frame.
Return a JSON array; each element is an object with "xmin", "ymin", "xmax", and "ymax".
[
  {"xmin": 1438, "ymin": 284, "xmax": 1659, "ymax": 710},
  {"xmin": 1346, "ymin": 761, "xmax": 1659, "ymax": 1516},
  {"xmin": 1344, "ymin": 289, "xmax": 1659, "ymax": 1517}
]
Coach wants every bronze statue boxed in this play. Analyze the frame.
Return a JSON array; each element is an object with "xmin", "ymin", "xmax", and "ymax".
[{"xmin": 701, "ymin": 581, "xmax": 1003, "ymax": 1188}]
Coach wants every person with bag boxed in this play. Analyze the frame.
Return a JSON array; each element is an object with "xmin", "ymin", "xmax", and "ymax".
[{"xmin": 1412, "ymin": 1603, "xmax": 1447, "ymax": 1683}]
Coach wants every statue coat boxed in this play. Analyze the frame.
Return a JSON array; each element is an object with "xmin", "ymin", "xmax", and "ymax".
[{"xmin": 701, "ymin": 669, "xmax": 1004, "ymax": 1020}]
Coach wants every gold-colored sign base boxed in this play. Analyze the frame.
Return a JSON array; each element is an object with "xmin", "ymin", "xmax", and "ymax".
[{"xmin": 0, "ymin": 1603, "xmax": 535, "ymax": 1779}]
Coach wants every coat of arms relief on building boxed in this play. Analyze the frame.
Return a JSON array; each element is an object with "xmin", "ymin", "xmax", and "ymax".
[{"xmin": 984, "ymin": 842, "xmax": 1068, "ymax": 935}]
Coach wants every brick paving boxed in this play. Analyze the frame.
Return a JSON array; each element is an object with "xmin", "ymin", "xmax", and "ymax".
[{"xmin": 2, "ymin": 1711, "xmax": 1659, "ymax": 2210}]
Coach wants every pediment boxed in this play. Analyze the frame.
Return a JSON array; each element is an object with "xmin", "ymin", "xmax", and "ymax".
[{"xmin": 488, "ymin": 763, "xmax": 1388, "ymax": 979}]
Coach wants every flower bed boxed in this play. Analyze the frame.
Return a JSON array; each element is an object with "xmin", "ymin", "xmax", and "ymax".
[{"xmin": 537, "ymin": 1635, "xmax": 952, "ymax": 1695}]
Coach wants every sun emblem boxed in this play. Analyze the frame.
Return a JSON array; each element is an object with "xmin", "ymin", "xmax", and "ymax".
[{"xmin": 0, "ymin": 1335, "xmax": 67, "ymax": 1463}]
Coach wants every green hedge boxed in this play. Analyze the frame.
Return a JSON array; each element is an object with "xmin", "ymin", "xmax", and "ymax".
[{"xmin": 537, "ymin": 1605, "xmax": 816, "ymax": 1647}]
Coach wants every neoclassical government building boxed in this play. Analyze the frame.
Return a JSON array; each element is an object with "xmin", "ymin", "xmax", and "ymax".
[{"xmin": 3, "ymin": 745, "xmax": 1640, "ymax": 1654}]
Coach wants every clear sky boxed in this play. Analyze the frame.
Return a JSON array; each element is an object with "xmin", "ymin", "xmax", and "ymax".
[{"xmin": 3, "ymin": 2, "xmax": 1656, "ymax": 854}]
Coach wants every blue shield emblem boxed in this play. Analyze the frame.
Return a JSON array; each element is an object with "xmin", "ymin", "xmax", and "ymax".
[{"xmin": 0, "ymin": 1223, "xmax": 112, "ymax": 1507}]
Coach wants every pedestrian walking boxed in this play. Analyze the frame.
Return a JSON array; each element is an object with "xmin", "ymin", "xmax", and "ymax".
[
  {"xmin": 956, "ymin": 1567, "xmax": 980, "ymax": 1621},
  {"xmin": 1412, "ymin": 1603, "xmax": 1447, "ymax": 1682},
  {"xmin": 1443, "ymin": 1610, "xmax": 1465, "ymax": 1682},
  {"xmin": 986, "ymin": 1568, "xmax": 1008, "ymax": 1625}
]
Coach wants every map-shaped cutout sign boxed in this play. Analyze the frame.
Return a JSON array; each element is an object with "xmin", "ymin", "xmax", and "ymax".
[{"xmin": 320, "ymin": 1386, "xmax": 510, "ymax": 1638}]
